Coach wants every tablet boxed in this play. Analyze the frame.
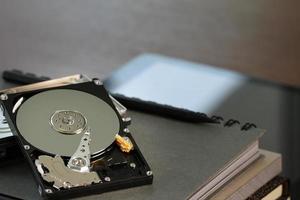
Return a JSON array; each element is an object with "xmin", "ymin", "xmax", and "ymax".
[{"xmin": 104, "ymin": 54, "xmax": 247, "ymax": 122}]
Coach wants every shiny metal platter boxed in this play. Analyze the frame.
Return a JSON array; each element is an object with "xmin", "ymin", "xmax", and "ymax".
[{"xmin": 16, "ymin": 89, "xmax": 120, "ymax": 157}]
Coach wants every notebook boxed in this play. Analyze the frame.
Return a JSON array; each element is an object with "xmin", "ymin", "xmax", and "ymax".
[{"xmin": 76, "ymin": 110, "xmax": 264, "ymax": 200}]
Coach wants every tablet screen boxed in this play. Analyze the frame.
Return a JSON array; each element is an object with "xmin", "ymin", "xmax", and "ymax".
[{"xmin": 104, "ymin": 54, "xmax": 247, "ymax": 114}]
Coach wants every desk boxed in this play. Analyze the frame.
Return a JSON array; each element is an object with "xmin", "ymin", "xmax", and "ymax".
[
  {"xmin": 0, "ymin": 1, "xmax": 299, "ymax": 198},
  {"xmin": 0, "ymin": 72, "xmax": 299, "ymax": 200}
]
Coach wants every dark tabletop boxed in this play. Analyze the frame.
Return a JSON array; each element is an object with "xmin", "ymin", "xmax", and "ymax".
[{"xmin": 0, "ymin": 0, "xmax": 299, "ymax": 199}]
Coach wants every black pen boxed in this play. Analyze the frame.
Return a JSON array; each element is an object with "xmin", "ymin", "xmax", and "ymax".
[{"xmin": 2, "ymin": 69, "xmax": 50, "ymax": 84}]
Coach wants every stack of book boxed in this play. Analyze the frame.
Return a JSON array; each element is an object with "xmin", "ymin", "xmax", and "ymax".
[
  {"xmin": 175, "ymin": 119, "xmax": 291, "ymax": 200},
  {"xmin": 208, "ymin": 150, "xmax": 290, "ymax": 200}
]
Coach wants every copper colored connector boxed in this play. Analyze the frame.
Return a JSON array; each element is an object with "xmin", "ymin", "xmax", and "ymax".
[{"xmin": 115, "ymin": 134, "xmax": 133, "ymax": 153}]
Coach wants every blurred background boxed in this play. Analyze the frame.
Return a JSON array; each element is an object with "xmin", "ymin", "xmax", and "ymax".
[
  {"xmin": 0, "ymin": 0, "xmax": 299, "ymax": 198},
  {"xmin": 0, "ymin": 0, "xmax": 299, "ymax": 85}
]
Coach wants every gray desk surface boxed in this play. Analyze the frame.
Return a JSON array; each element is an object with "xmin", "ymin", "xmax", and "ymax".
[{"xmin": 0, "ymin": 1, "xmax": 299, "ymax": 198}]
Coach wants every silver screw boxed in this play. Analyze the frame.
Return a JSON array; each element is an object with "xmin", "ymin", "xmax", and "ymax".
[
  {"xmin": 0, "ymin": 94, "xmax": 8, "ymax": 101},
  {"xmin": 130, "ymin": 163, "xmax": 136, "ymax": 169},
  {"xmin": 123, "ymin": 136, "xmax": 130, "ymax": 142},
  {"xmin": 104, "ymin": 176, "xmax": 111, "ymax": 182},
  {"xmin": 93, "ymin": 79, "xmax": 102, "ymax": 85},
  {"xmin": 123, "ymin": 128, "xmax": 130, "ymax": 133},
  {"xmin": 71, "ymin": 157, "xmax": 86, "ymax": 167},
  {"xmin": 45, "ymin": 189, "xmax": 53, "ymax": 193},
  {"xmin": 122, "ymin": 117, "xmax": 131, "ymax": 122},
  {"xmin": 63, "ymin": 182, "xmax": 72, "ymax": 188},
  {"xmin": 24, "ymin": 145, "xmax": 30, "ymax": 150},
  {"xmin": 146, "ymin": 171, "xmax": 153, "ymax": 176}
]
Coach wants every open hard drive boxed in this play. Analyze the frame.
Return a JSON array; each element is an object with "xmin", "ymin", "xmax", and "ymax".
[{"xmin": 0, "ymin": 75, "xmax": 153, "ymax": 199}]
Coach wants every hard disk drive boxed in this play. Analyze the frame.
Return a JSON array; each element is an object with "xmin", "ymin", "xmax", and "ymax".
[{"xmin": 0, "ymin": 76, "xmax": 153, "ymax": 199}]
